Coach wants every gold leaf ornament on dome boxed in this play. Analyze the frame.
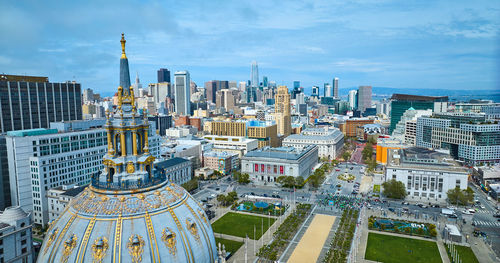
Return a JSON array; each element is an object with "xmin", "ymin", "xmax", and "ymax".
[
  {"xmin": 186, "ymin": 218, "xmax": 199, "ymax": 240},
  {"xmin": 61, "ymin": 234, "xmax": 77, "ymax": 263},
  {"xmin": 127, "ymin": 162, "xmax": 135, "ymax": 173},
  {"xmin": 91, "ymin": 237, "xmax": 109, "ymax": 263},
  {"xmin": 127, "ymin": 234, "xmax": 145, "ymax": 263},
  {"xmin": 161, "ymin": 227, "xmax": 177, "ymax": 255},
  {"xmin": 43, "ymin": 227, "xmax": 58, "ymax": 254}
]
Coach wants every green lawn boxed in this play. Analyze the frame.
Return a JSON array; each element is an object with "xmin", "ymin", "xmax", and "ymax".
[
  {"xmin": 212, "ymin": 212, "xmax": 276, "ymax": 239},
  {"xmin": 365, "ymin": 232, "xmax": 442, "ymax": 263},
  {"xmin": 214, "ymin": 238, "xmax": 244, "ymax": 255},
  {"xmin": 373, "ymin": 184, "xmax": 380, "ymax": 193},
  {"xmin": 445, "ymin": 244, "xmax": 479, "ymax": 263}
]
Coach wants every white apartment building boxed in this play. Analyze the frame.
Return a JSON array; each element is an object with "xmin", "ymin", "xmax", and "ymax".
[
  {"xmin": 46, "ymin": 185, "xmax": 86, "ymax": 222},
  {"xmin": 385, "ymin": 147, "xmax": 468, "ymax": 203},
  {"xmin": 7, "ymin": 122, "xmax": 161, "ymax": 226},
  {"xmin": 392, "ymin": 108, "xmax": 432, "ymax": 146},
  {"xmin": 283, "ymin": 127, "xmax": 344, "ymax": 159},
  {"xmin": 203, "ymin": 135, "xmax": 258, "ymax": 157},
  {"xmin": 0, "ymin": 206, "xmax": 33, "ymax": 263}
]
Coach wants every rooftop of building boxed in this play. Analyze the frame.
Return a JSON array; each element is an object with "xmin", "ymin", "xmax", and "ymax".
[
  {"xmin": 391, "ymin": 93, "xmax": 448, "ymax": 102},
  {"xmin": 387, "ymin": 147, "xmax": 467, "ymax": 173},
  {"xmin": 247, "ymin": 119, "xmax": 276, "ymax": 127},
  {"xmin": 0, "ymin": 74, "xmax": 49, "ymax": 82},
  {"xmin": 54, "ymin": 185, "xmax": 87, "ymax": 197},
  {"xmin": 244, "ymin": 145, "xmax": 317, "ymax": 160},
  {"xmin": 7, "ymin": 128, "xmax": 59, "ymax": 137},
  {"xmin": 204, "ymin": 151, "xmax": 238, "ymax": 158},
  {"xmin": 284, "ymin": 129, "xmax": 343, "ymax": 142},
  {"xmin": 478, "ymin": 165, "xmax": 500, "ymax": 179},
  {"xmin": 203, "ymin": 135, "xmax": 256, "ymax": 142},
  {"xmin": 155, "ymin": 157, "xmax": 190, "ymax": 169},
  {"xmin": 0, "ymin": 206, "xmax": 28, "ymax": 224}
]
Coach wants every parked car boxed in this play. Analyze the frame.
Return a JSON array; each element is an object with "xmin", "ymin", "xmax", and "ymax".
[
  {"xmin": 389, "ymin": 208, "xmax": 395, "ymax": 212},
  {"xmin": 448, "ymin": 214, "xmax": 458, "ymax": 218},
  {"xmin": 493, "ymin": 214, "xmax": 500, "ymax": 218},
  {"xmin": 430, "ymin": 204, "xmax": 440, "ymax": 208},
  {"xmin": 402, "ymin": 201, "xmax": 409, "ymax": 205}
]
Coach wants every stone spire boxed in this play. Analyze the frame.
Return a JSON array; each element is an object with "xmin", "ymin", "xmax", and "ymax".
[{"xmin": 119, "ymin": 33, "xmax": 132, "ymax": 100}]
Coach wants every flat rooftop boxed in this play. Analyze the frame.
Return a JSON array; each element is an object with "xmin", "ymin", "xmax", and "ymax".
[{"xmin": 244, "ymin": 145, "xmax": 316, "ymax": 161}]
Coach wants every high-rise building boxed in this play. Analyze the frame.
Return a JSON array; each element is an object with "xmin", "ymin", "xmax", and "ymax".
[
  {"xmin": 0, "ymin": 74, "xmax": 83, "ymax": 133},
  {"xmin": 416, "ymin": 112, "xmax": 499, "ymax": 165},
  {"xmin": 324, "ymin": 83, "xmax": 332, "ymax": 97},
  {"xmin": 251, "ymin": 61, "xmax": 259, "ymax": 88},
  {"xmin": 348, "ymin": 90, "xmax": 358, "ymax": 110},
  {"xmin": 275, "ymin": 86, "xmax": 292, "ymax": 136},
  {"xmin": 174, "ymin": 71, "xmax": 191, "ymax": 116},
  {"xmin": 312, "ymin": 86, "xmax": 320, "ymax": 97},
  {"xmin": 157, "ymin": 68, "xmax": 171, "ymax": 83},
  {"xmin": 132, "ymin": 72, "xmax": 142, "ymax": 91},
  {"xmin": 204, "ymin": 80, "xmax": 229, "ymax": 103},
  {"xmin": 147, "ymin": 82, "xmax": 170, "ymax": 107},
  {"xmin": 333, "ymin": 77, "xmax": 339, "ymax": 98},
  {"xmin": 357, "ymin": 86, "xmax": 372, "ymax": 112},
  {"xmin": 389, "ymin": 94, "xmax": 448, "ymax": 134},
  {"xmin": 0, "ymin": 136, "xmax": 10, "ymax": 210},
  {"xmin": 262, "ymin": 76, "xmax": 268, "ymax": 88},
  {"xmin": 293, "ymin": 81, "xmax": 300, "ymax": 89},
  {"xmin": 247, "ymin": 120, "xmax": 279, "ymax": 148},
  {"xmin": 82, "ymin": 88, "xmax": 94, "ymax": 104}
]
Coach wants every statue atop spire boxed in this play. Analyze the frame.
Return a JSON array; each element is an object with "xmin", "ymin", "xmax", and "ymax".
[{"xmin": 120, "ymin": 33, "xmax": 127, "ymax": 59}]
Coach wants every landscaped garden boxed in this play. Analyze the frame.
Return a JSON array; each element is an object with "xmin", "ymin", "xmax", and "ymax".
[
  {"xmin": 214, "ymin": 237, "xmax": 244, "ymax": 256},
  {"xmin": 323, "ymin": 208, "xmax": 359, "ymax": 262},
  {"xmin": 233, "ymin": 201, "xmax": 287, "ymax": 216},
  {"xmin": 337, "ymin": 173, "xmax": 355, "ymax": 181},
  {"xmin": 365, "ymin": 232, "xmax": 442, "ymax": 263},
  {"xmin": 373, "ymin": 184, "xmax": 380, "ymax": 193},
  {"xmin": 257, "ymin": 203, "xmax": 312, "ymax": 261},
  {"xmin": 211, "ymin": 212, "xmax": 276, "ymax": 239},
  {"xmin": 368, "ymin": 216, "xmax": 437, "ymax": 238},
  {"xmin": 445, "ymin": 243, "xmax": 479, "ymax": 263}
]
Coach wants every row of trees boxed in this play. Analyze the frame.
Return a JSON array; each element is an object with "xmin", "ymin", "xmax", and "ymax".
[
  {"xmin": 257, "ymin": 204, "xmax": 312, "ymax": 261},
  {"xmin": 181, "ymin": 178, "xmax": 199, "ymax": 193},
  {"xmin": 307, "ymin": 163, "xmax": 331, "ymax": 188},
  {"xmin": 323, "ymin": 208, "xmax": 359, "ymax": 262}
]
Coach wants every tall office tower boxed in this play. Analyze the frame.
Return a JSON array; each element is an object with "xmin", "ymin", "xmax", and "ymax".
[
  {"xmin": 205, "ymin": 80, "xmax": 217, "ymax": 103},
  {"xmin": 390, "ymin": 94, "xmax": 448, "ymax": 134},
  {"xmin": 333, "ymin": 77, "xmax": 339, "ymax": 98},
  {"xmin": 132, "ymin": 72, "xmax": 142, "ymax": 91},
  {"xmin": 251, "ymin": 61, "xmax": 259, "ymax": 89},
  {"xmin": 263, "ymin": 76, "xmax": 268, "ymax": 88},
  {"xmin": 0, "ymin": 136, "xmax": 10, "ymax": 210},
  {"xmin": 157, "ymin": 68, "xmax": 171, "ymax": 83},
  {"xmin": 324, "ymin": 83, "xmax": 332, "ymax": 97},
  {"xmin": 190, "ymin": 81, "xmax": 198, "ymax": 95},
  {"xmin": 238, "ymin": 81, "xmax": 247, "ymax": 92},
  {"xmin": 357, "ymin": 85, "xmax": 372, "ymax": 112},
  {"xmin": 0, "ymin": 74, "xmax": 83, "ymax": 133},
  {"xmin": 275, "ymin": 86, "xmax": 292, "ymax": 136},
  {"xmin": 147, "ymin": 82, "xmax": 170, "ymax": 107},
  {"xmin": 312, "ymin": 86, "xmax": 320, "ymax": 97},
  {"xmin": 348, "ymin": 90, "xmax": 358, "ymax": 110},
  {"xmin": 82, "ymin": 88, "xmax": 94, "ymax": 104},
  {"xmin": 174, "ymin": 71, "xmax": 191, "ymax": 116},
  {"xmin": 293, "ymin": 81, "xmax": 300, "ymax": 89},
  {"xmin": 229, "ymin": 81, "xmax": 237, "ymax": 89}
]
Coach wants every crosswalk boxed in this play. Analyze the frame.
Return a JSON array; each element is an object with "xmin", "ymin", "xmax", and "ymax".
[
  {"xmin": 474, "ymin": 210, "xmax": 495, "ymax": 214},
  {"xmin": 473, "ymin": 220, "xmax": 500, "ymax": 227}
]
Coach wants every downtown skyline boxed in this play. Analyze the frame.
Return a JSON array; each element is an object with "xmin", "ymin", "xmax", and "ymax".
[{"xmin": 1, "ymin": 0, "xmax": 499, "ymax": 93}]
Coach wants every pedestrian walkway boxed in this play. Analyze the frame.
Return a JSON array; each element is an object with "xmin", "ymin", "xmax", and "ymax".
[{"xmin": 288, "ymin": 214, "xmax": 336, "ymax": 263}]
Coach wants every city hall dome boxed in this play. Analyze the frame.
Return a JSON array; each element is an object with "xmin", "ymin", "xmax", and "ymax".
[{"xmin": 37, "ymin": 34, "xmax": 217, "ymax": 263}]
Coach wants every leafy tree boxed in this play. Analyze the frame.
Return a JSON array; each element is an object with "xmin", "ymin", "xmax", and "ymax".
[
  {"xmin": 342, "ymin": 151, "xmax": 351, "ymax": 161},
  {"xmin": 295, "ymin": 176, "xmax": 304, "ymax": 186},
  {"xmin": 181, "ymin": 178, "xmax": 198, "ymax": 192},
  {"xmin": 447, "ymin": 187, "xmax": 473, "ymax": 205},
  {"xmin": 366, "ymin": 158, "xmax": 377, "ymax": 173},
  {"xmin": 382, "ymin": 179, "xmax": 407, "ymax": 199},
  {"xmin": 237, "ymin": 173, "xmax": 250, "ymax": 184},
  {"xmin": 362, "ymin": 143, "xmax": 374, "ymax": 161}
]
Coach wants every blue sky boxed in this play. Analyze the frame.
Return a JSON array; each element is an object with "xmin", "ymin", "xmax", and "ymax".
[{"xmin": 1, "ymin": 0, "xmax": 499, "ymax": 94}]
